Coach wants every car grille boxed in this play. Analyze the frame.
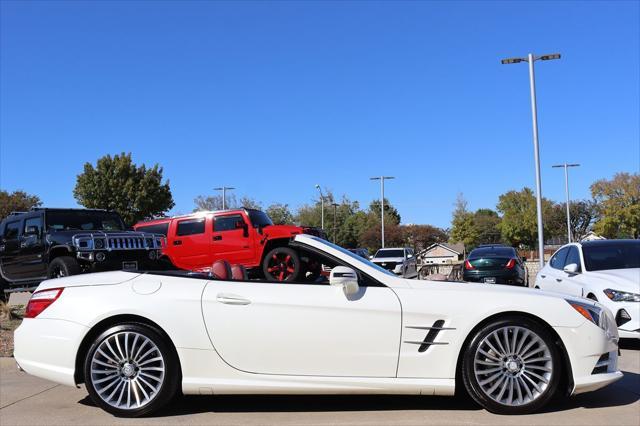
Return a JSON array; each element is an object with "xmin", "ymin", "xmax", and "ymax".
[
  {"xmin": 72, "ymin": 232, "xmax": 165, "ymax": 251},
  {"xmin": 375, "ymin": 261, "xmax": 397, "ymax": 271},
  {"xmin": 108, "ymin": 236, "xmax": 145, "ymax": 249}
]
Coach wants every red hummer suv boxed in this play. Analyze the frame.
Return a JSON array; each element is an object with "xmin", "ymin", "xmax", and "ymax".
[{"xmin": 134, "ymin": 209, "xmax": 325, "ymax": 281}]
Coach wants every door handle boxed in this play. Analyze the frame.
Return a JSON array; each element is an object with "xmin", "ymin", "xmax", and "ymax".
[
  {"xmin": 20, "ymin": 242, "xmax": 27, "ymax": 248},
  {"xmin": 556, "ymin": 278, "xmax": 562, "ymax": 282},
  {"xmin": 540, "ymin": 274, "xmax": 546, "ymax": 279},
  {"xmin": 213, "ymin": 236, "xmax": 222, "ymax": 241},
  {"xmin": 216, "ymin": 293, "xmax": 251, "ymax": 305},
  {"xmin": 173, "ymin": 240, "xmax": 182, "ymax": 246}
]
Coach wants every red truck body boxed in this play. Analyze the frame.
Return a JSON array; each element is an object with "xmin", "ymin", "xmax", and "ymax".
[{"xmin": 134, "ymin": 209, "xmax": 323, "ymax": 279}]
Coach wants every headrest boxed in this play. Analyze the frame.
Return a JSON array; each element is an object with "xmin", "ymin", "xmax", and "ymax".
[
  {"xmin": 211, "ymin": 260, "xmax": 232, "ymax": 280},
  {"xmin": 231, "ymin": 264, "xmax": 248, "ymax": 281}
]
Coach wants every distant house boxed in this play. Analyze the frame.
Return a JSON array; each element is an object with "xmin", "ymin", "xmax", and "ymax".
[
  {"xmin": 419, "ymin": 242, "xmax": 465, "ymax": 264},
  {"xmin": 581, "ymin": 231, "xmax": 606, "ymax": 241}
]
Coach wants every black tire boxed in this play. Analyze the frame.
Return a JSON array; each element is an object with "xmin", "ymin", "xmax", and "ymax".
[
  {"xmin": 84, "ymin": 323, "xmax": 179, "ymax": 417},
  {"xmin": 48, "ymin": 256, "xmax": 80, "ymax": 279},
  {"xmin": 461, "ymin": 316, "xmax": 562, "ymax": 415},
  {"xmin": 262, "ymin": 247, "xmax": 301, "ymax": 282},
  {"xmin": 0, "ymin": 278, "xmax": 7, "ymax": 303}
]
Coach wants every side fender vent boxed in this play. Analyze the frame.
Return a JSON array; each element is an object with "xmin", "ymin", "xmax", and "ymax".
[{"xmin": 418, "ymin": 320, "xmax": 445, "ymax": 352}]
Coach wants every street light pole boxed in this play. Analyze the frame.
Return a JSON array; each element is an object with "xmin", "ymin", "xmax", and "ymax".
[
  {"xmin": 315, "ymin": 184, "xmax": 324, "ymax": 230},
  {"xmin": 501, "ymin": 52, "xmax": 560, "ymax": 267},
  {"xmin": 213, "ymin": 186, "xmax": 235, "ymax": 210},
  {"xmin": 552, "ymin": 163, "xmax": 580, "ymax": 243},
  {"xmin": 331, "ymin": 203, "xmax": 339, "ymax": 243},
  {"xmin": 370, "ymin": 176, "xmax": 395, "ymax": 248}
]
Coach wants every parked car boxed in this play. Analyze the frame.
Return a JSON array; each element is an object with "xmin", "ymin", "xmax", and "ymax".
[
  {"xmin": 134, "ymin": 208, "xmax": 325, "ymax": 282},
  {"xmin": 347, "ymin": 248, "xmax": 369, "ymax": 258},
  {"xmin": 463, "ymin": 245, "xmax": 527, "ymax": 286},
  {"xmin": 0, "ymin": 208, "xmax": 165, "ymax": 302},
  {"xmin": 14, "ymin": 234, "xmax": 621, "ymax": 417},
  {"xmin": 535, "ymin": 239, "xmax": 639, "ymax": 339},
  {"xmin": 370, "ymin": 247, "xmax": 418, "ymax": 278}
]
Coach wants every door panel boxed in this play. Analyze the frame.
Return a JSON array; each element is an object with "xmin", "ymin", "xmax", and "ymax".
[
  {"xmin": 211, "ymin": 214, "xmax": 255, "ymax": 264},
  {"xmin": 201, "ymin": 281, "xmax": 402, "ymax": 377},
  {"xmin": 170, "ymin": 217, "xmax": 211, "ymax": 269},
  {"xmin": 17, "ymin": 216, "xmax": 46, "ymax": 279},
  {"xmin": 0, "ymin": 220, "xmax": 22, "ymax": 280}
]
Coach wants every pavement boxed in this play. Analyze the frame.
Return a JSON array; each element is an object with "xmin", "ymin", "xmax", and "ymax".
[{"xmin": 0, "ymin": 341, "xmax": 638, "ymax": 426}]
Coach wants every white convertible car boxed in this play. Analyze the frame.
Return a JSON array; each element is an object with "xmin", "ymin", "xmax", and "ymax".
[
  {"xmin": 15, "ymin": 235, "xmax": 621, "ymax": 417},
  {"xmin": 535, "ymin": 239, "xmax": 640, "ymax": 339}
]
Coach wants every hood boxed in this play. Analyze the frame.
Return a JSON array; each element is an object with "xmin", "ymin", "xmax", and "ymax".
[
  {"xmin": 36, "ymin": 271, "xmax": 141, "ymax": 291},
  {"xmin": 263, "ymin": 224, "xmax": 304, "ymax": 239},
  {"xmin": 585, "ymin": 268, "xmax": 640, "ymax": 293}
]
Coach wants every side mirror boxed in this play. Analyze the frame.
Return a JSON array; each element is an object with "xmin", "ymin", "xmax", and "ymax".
[
  {"xmin": 407, "ymin": 254, "xmax": 413, "ymax": 259},
  {"xmin": 235, "ymin": 220, "xmax": 249, "ymax": 237},
  {"xmin": 369, "ymin": 255, "xmax": 374, "ymax": 260},
  {"xmin": 329, "ymin": 266, "xmax": 359, "ymax": 296},
  {"xmin": 24, "ymin": 226, "xmax": 39, "ymax": 236},
  {"xmin": 563, "ymin": 263, "xmax": 580, "ymax": 275}
]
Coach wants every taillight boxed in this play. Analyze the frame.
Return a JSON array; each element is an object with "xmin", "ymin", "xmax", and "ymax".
[
  {"xmin": 464, "ymin": 260, "xmax": 475, "ymax": 270},
  {"xmin": 505, "ymin": 259, "xmax": 516, "ymax": 269},
  {"xmin": 24, "ymin": 288, "xmax": 64, "ymax": 318}
]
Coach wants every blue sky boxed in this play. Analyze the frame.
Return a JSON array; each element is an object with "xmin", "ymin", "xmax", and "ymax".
[{"xmin": 1, "ymin": 0, "xmax": 638, "ymax": 228}]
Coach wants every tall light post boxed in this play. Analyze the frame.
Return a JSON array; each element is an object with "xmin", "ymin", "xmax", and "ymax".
[
  {"xmin": 315, "ymin": 184, "xmax": 325, "ymax": 230},
  {"xmin": 502, "ymin": 52, "xmax": 560, "ymax": 267},
  {"xmin": 213, "ymin": 186, "xmax": 235, "ymax": 210},
  {"xmin": 552, "ymin": 163, "xmax": 580, "ymax": 243},
  {"xmin": 331, "ymin": 202, "xmax": 339, "ymax": 243},
  {"xmin": 370, "ymin": 176, "xmax": 395, "ymax": 248}
]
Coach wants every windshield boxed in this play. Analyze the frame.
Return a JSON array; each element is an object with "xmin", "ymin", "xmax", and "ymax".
[
  {"xmin": 582, "ymin": 241, "xmax": 640, "ymax": 271},
  {"xmin": 46, "ymin": 211, "xmax": 125, "ymax": 231},
  {"xmin": 374, "ymin": 249, "xmax": 404, "ymax": 258},
  {"xmin": 302, "ymin": 237, "xmax": 396, "ymax": 277},
  {"xmin": 469, "ymin": 247, "xmax": 515, "ymax": 259},
  {"xmin": 247, "ymin": 210, "xmax": 273, "ymax": 228}
]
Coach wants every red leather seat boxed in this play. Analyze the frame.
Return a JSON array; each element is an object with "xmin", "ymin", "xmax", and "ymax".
[
  {"xmin": 231, "ymin": 264, "xmax": 248, "ymax": 281},
  {"xmin": 210, "ymin": 260, "xmax": 232, "ymax": 280}
]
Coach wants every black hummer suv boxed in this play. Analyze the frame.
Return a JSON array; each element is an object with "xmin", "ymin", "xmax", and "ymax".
[{"xmin": 0, "ymin": 208, "xmax": 165, "ymax": 302}]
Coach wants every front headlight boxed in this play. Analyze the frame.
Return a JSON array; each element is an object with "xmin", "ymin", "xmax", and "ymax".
[
  {"xmin": 566, "ymin": 299, "xmax": 602, "ymax": 326},
  {"xmin": 603, "ymin": 288, "xmax": 640, "ymax": 302},
  {"xmin": 566, "ymin": 299, "xmax": 619, "ymax": 342}
]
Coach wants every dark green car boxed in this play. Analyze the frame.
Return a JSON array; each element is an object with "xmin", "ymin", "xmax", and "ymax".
[{"xmin": 462, "ymin": 245, "xmax": 527, "ymax": 286}]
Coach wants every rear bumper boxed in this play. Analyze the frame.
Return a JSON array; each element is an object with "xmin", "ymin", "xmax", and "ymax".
[
  {"xmin": 463, "ymin": 270, "xmax": 524, "ymax": 285},
  {"xmin": 13, "ymin": 318, "xmax": 88, "ymax": 387}
]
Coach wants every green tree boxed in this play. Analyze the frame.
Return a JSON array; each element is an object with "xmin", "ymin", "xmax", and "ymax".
[
  {"xmin": 473, "ymin": 208, "xmax": 502, "ymax": 245},
  {"xmin": 73, "ymin": 153, "xmax": 174, "ymax": 226},
  {"xmin": 266, "ymin": 203, "xmax": 295, "ymax": 225},
  {"xmin": 496, "ymin": 187, "xmax": 556, "ymax": 248},
  {"xmin": 569, "ymin": 200, "xmax": 597, "ymax": 241},
  {"xmin": 591, "ymin": 172, "xmax": 640, "ymax": 238},
  {"xmin": 368, "ymin": 198, "xmax": 401, "ymax": 226},
  {"xmin": 0, "ymin": 190, "xmax": 42, "ymax": 221},
  {"xmin": 450, "ymin": 193, "xmax": 478, "ymax": 250},
  {"xmin": 402, "ymin": 224, "xmax": 448, "ymax": 251}
]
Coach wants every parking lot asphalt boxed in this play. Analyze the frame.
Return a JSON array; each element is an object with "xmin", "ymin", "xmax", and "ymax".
[{"xmin": 0, "ymin": 341, "xmax": 638, "ymax": 426}]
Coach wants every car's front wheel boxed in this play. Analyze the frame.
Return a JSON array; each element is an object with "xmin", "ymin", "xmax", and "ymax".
[
  {"xmin": 461, "ymin": 317, "xmax": 561, "ymax": 414},
  {"xmin": 84, "ymin": 323, "xmax": 179, "ymax": 417},
  {"xmin": 48, "ymin": 256, "xmax": 80, "ymax": 279}
]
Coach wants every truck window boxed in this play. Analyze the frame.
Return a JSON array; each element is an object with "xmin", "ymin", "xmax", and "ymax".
[
  {"xmin": 176, "ymin": 218, "xmax": 205, "ymax": 236},
  {"xmin": 137, "ymin": 223, "xmax": 169, "ymax": 236},
  {"xmin": 24, "ymin": 217, "xmax": 43, "ymax": 234},
  {"xmin": 214, "ymin": 215, "xmax": 244, "ymax": 232},
  {"xmin": 4, "ymin": 221, "xmax": 20, "ymax": 240}
]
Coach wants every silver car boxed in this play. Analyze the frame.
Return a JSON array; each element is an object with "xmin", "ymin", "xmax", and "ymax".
[{"xmin": 371, "ymin": 247, "xmax": 418, "ymax": 278}]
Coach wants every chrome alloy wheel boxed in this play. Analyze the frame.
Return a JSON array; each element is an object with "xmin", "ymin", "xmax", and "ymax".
[
  {"xmin": 90, "ymin": 331, "xmax": 165, "ymax": 410},
  {"xmin": 473, "ymin": 326, "xmax": 553, "ymax": 406}
]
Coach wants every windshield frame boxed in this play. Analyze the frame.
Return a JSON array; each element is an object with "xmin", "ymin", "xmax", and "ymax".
[{"xmin": 247, "ymin": 210, "xmax": 274, "ymax": 229}]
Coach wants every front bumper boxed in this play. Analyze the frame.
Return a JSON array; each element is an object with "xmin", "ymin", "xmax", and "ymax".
[
  {"xmin": 554, "ymin": 320, "xmax": 622, "ymax": 395},
  {"xmin": 14, "ymin": 318, "xmax": 88, "ymax": 387}
]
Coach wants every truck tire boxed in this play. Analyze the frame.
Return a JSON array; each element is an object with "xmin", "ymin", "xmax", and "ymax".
[
  {"xmin": 262, "ymin": 247, "xmax": 301, "ymax": 282},
  {"xmin": 0, "ymin": 278, "xmax": 7, "ymax": 304},
  {"xmin": 48, "ymin": 256, "xmax": 81, "ymax": 279}
]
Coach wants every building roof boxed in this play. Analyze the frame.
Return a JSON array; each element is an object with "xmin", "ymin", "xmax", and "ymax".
[{"xmin": 421, "ymin": 242, "xmax": 465, "ymax": 256}]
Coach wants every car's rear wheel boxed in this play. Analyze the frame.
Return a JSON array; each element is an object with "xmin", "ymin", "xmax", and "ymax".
[
  {"xmin": 262, "ymin": 247, "xmax": 301, "ymax": 282},
  {"xmin": 84, "ymin": 323, "xmax": 179, "ymax": 417},
  {"xmin": 48, "ymin": 256, "xmax": 80, "ymax": 279},
  {"xmin": 462, "ymin": 317, "xmax": 561, "ymax": 414}
]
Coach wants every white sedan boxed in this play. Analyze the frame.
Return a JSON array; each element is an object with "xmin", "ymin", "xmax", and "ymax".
[
  {"xmin": 15, "ymin": 235, "xmax": 621, "ymax": 417},
  {"xmin": 535, "ymin": 239, "xmax": 639, "ymax": 339}
]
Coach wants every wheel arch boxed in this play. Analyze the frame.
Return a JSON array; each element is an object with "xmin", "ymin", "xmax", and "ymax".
[
  {"xmin": 260, "ymin": 238, "xmax": 293, "ymax": 262},
  {"xmin": 74, "ymin": 314, "xmax": 182, "ymax": 385},
  {"xmin": 49, "ymin": 245, "xmax": 74, "ymax": 261},
  {"xmin": 453, "ymin": 310, "xmax": 574, "ymax": 398}
]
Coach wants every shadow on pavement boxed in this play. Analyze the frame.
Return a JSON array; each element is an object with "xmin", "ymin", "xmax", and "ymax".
[
  {"xmin": 619, "ymin": 339, "xmax": 639, "ymax": 350},
  {"xmin": 77, "ymin": 373, "xmax": 636, "ymax": 417}
]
